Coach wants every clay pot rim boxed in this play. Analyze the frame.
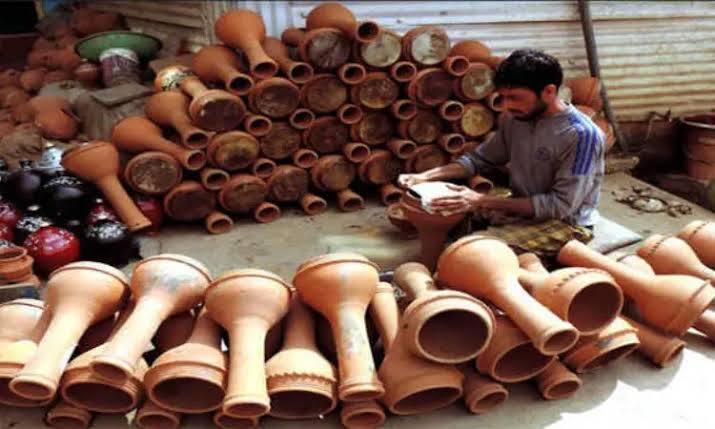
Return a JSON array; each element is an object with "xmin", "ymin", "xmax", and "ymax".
[
  {"xmin": 124, "ymin": 151, "xmax": 183, "ymax": 194},
  {"xmin": 135, "ymin": 254, "xmax": 212, "ymax": 283},
  {"xmin": 209, "ymin": 268, "xmax": 293, "ymax": 294},
  {"xmin": 295, "ymin": 252, "xmax": 378, "ymax": 276},
  {"xmin": 137, "ymin": 405, "xmax": 181, "ymax": 427},
  {"xmin": 210, "ymin": 130, "xmax": 259, "ymax": 147},
  {"xmin": 144, "ymin": 361, "xmax": 227, "ymax": 413},
  {"xmin": 61, "ymin": 140, "xmax": 113, "ymax": 161},
  {"xmin": 46, "ymin": 403, "xmax": 92, "ymax": 425},
  {"xmin": 436, "ymin": 235, "xmax": 507, "ymax": 273},
  {"xmin": 0, "ymin": 246, "xmax": 28, "ymax": 262},
  {"xmin": 61, "ymin": 370, "xmax": 144, "ymax": 413},
  {"xmin": 0, "ymin": 298, "xmax": 44, "ymax": 312},
  {"xmin": 50, "ymin": 261, "xmax": 129, "ymax": 286},
  {"xmin": 213, "ymin": 410, "xmax": 258, "ymax": 428},
  {"xmin": 464, "ymin": 383, "xmax": 508, "ymax": 414},
  {"xmin": 341, "ymin": 401, "xmax": 386, "ymax": 428},
  {"xmin": 563, "ymin": 330, "xmax": 640, "ymax": 373}
]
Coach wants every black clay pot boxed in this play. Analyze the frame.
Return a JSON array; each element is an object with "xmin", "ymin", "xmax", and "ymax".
[
  {"xmin": 14, "ymin": 205, "xmax": 53, "ymax": 245},
  {"xmin": 82, "ymin": 220, "xmax": 135, "ymax": 267},
  {"xmin": 4, "ymin": 160, "xmax": 43, "ymax": 208},
  {"xmin": 40, "ymin": 175, "xmax": 92, "ymax": 220}
]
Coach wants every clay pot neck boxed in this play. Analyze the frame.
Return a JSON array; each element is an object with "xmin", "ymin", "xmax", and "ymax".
[
  {"xmin": 370, "ymin": 285, "xmax": 399, "ymax": 352},
  {"xmin": 282, "ymin": 299, "xmax": 318, "ymax": 350},
  {"xmin": 180, "ymin": 76, "xmax": 209, "ymax": 98},
  {"xmin": 517, "ymin": 270, "xmax": 545, "ymax": 295},
  {"xmin": 394, "ymin": 263, "xmax": 436, "ymax": 300},
  {"xmin": 187, "ymin": 309, "xmax": 222, "ymax": 348}
]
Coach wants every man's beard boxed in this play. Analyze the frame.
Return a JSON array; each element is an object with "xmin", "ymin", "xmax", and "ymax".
[{"xmin": 512, "ymin": 99, "xmax": 548, "ymax": 122}]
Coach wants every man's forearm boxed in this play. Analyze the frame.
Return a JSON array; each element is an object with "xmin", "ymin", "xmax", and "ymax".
[
  {"xmin": 421, "ymin": 163, "xmax": 471, "ymax": 181},
  {"xmin": 477, "ymin": 196, "xmax": 535, "ymax": 217}
]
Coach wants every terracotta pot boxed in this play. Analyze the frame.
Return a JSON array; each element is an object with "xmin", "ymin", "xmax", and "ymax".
[
  {"xmin": 0, "ymin": 247, "xmax": 34, "ymax": 284},
  {"xmin": 438, "ymin": 133, "xmax": 466, "ymax": 154},
  {"xmin": 9, "ymin": 262, "xmax": 129, "ymax": 401},
  {"xmin": 677, "ymin": 220, "xmax": 715, "ymax": 267},
  {"xmin": 437, "ymin": 235, "xmax": 580, "ymax": 355},
  {"xmin": 0, "ymin": 299, "xmax": 43, "ymax": 345},
  {"xmin": 303, "ymin": 116, "xmax": 350, "ymax": 154},
  {"xmin": 351, "ymin": 72, "xmax": 399, "ymax": 110},
  {"xmin": 402, "ymin": 26, "xmax": 449, "ymax": 66},
  {"xmin": 390, "ymin": 61, "xmax": 418, "ymax": 83},
  {"xmin": 387, "ymin": 203, "xmax": 417, "ymax": 238},
  {"xmin": 74, "ymin": 62, "xmax": 100, "ymax": 87},
  {"xmin": 565, "ymin": 77, "xmax": 602, "ymax": 111},
  {"xmin": 214, "ymin": 10, "xmax": 279, "ymax": 79},
  {"xmin": 311, "ymin": 155, "xmax": 356, "ymax": 192},
  {"xmin": 454, "ymin": 102, "xmax": 494, "ymax": 138},
  {"xmin": 260, "ymin": 122, "xmax": 302, "ymax": 160},
  {"xmin": 124, "ymin": 152, "xmax": 183, "ymax": 196},
  {"xmin": 294, "ymin": 28, "xmax": 352, "ymax": 71},
  {"xmin": 205, "ymin": 211, "xmax": 234, "ymax": 235},
  {"xmin": 243, "ymin": 114, "xmax": 272, "ymax": 137},
  {"xmin": 293, "ymin": 148, "xmax": 319, "ymax": 169},
  {"xmin": 144, "ymin": 92, "xmax": 212, "ymax": 149},
  {"xmin": 213, "ymin": 410, "xmax": 259, "ymax": 429},
  {"xmin": 205, "ymin": 269, "xmax": 291, "ymax": 417},
  {"xmin": 152, "ymin": 312, "xmax": 197, "ymax": 357},
  {"xmin": 253, "ymin": 201, "xmax": 281, "ymax": 223},
  {"xmin": 449, "ymin": 40, "xmax": 492, "ymax": 63},
  {"xmin": 623, "ymin": 316, "xmax": 685, "ymax": 368},
  {"xmin": 135, "ymin": 399, "xmax": 182, "ymax": 429},
  {"xmin": 90, "ymin": 255, "xmax": 211, "ymax": 383},
  {"xmin": 46, "ymin": 400, "xmax": 93, "ymax": 429},
  {"xmin": 19, "ymin": 69, "xmax": 46, "ymax": 93},
  {"xmin": 112, "ymin": 116, "xmax": 207, "ymax": 171},
  {"xmin": 609, "ymin": 252, "xmax": 655, "ymax": 275},
  {"xmin": 201, "ymin": 168, "xmax": 230, "ymax": 191},
  {"xmin": 438, "ymin": 100, "xmax": 464, "ymax": 121},
  {"xmin": 337, "ymin": 188, "xmax": 364, "ymax": 212},
  {"xmin": 163, "ymin": 181, "xmax": 216, "ymax": 221},
  {"xmin": 27, "ymin": 50, "xmax": 50, "ymax": 68},
  {"xmin": 193, "ymin": 45, "xmax": 255, "ymax": 96},
  {"xmin": 385, "ymin": 139, "xmax": 416, "ymax": 160},
  {"xmin": 263, "ymin": 37, "xmax": 314, "ymax": 85},
  {"xmin": 390, "ymin": 99, "xmax": 418, "ymax": 121},
  {"xmin": 219, "ymin": 174, "xmax": 267, "ymax": 214},
  {"xmin": 340, "ymin": 400, "xmax": 386, "ymax": 429},
  {"xmin": 468, "ymin": 174, "xmax": 494, "ymax": 194},
  {"xmin": 288, "ymin": 108, "xmax": 315, "ymax": 129},
  {"xmin": 1, "ymin": 88, "xmax": 29, "ymax": 109},
  {"xmin": 62, "ymin": 141, "xmax": 152, "ymax": 232},
  {"xmin": 534, "ymin": 360, "xmax": 582, "ymax": 400},
  {"xmin": 517, "ymin": 253, "xmax": 623, "ymax": 336},
  {"xmin": 306, "ymin": 2, "xmax": 380, "ymax": 43},
  {"xmin": 265, "ymin": 165, "xmax": 309, "ymax": 203},
  {"xmin": 443, "ymin": 55, "xmax": 470, "ymax": 77},
  {"xmin": 208, "ymin": 131, "xmax": 260, "ymax": 171},
  {"xmin": 457, "ymin": 364, "xmax": 508, "ymax": 414},
  {"xmin": 594, "ymin": 117, "xmax": 616, "ymax": 152},
  {"xmin": 561, "ymin": 317, "xmax": 639, "ymax": 374},
  {"xmin": 454, "ymin": 63, "xmax": 495, "ymax": 102},
  {"xmin": 637, "ymin": 234, "xmax": 715, "ymax": 281},
  {"xmin": 28, "ymin": 95, "xmax": 70, "ymax": 112},
  {"xmin": 248, "ymin": 78, "xmax": 300, "ymax": 119},
  {"xmin": 405, "ymin": 144, "xmax": 450, "ymax": 173},
  {"xmin": 300, "ymin": 74, "xmax": 348, "ymax": 114},
  {"xmin": 343, "ymin": 142, "xmax": 371, "ymax": 163},
  {"xmin": 486, "ymin": 91, "xmax": 504, "ymax": 112},
  {"xmin": 12, "ymin": 102, "xmax": 35, "ymax": 123},
  {"xmin": 337, "ymin": 103, "xmax": 364, "ymax": 125},
  {"xmin": 399, "ymin": 109, "xmax": 443, "ymax": 144},
  {"xmin": 251, "ymin": 158, "xmax": 277, "ymax": 179},
  {"xmin": 71, "ymin": 10, "xmax": 121, "ymax": 35},
  {"xmin": 557, "ymin": 239, "xmax": 715, "ymax": 336},
  {"xmin": 34, "ymin": 108, "xmax": 78, "ymax": 140},
  {"xmin": 300, "ymin": 193, "xmax": 327, "ymax": 216},
  {"xmin": 357, "ymin": 149, "xmax": 402, "ymax": 185},
  {"xmin": 370, "ymin": 282, "xmax": 463, "ymax": 415},
  {"xmin": 358, "ymin": 30, "xmax": 402, "ymax": 68}
]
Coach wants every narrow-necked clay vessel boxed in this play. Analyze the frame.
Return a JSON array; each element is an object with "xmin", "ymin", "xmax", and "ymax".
[
  {"xmin": 135, "ymin": 399, "xmax": 182, "ymax": 429},
  {"xmin": 390, "ymin": 61, "xmax": 418, "ymax": 83},
  {"xmin": 90, "ymin": 255, "xmax": 211, "ymax": 383},
  {"xmin": 301, "ymin": 193, "xmax": 327, "ymax": 216},
  {"xmin": 637, "ymin": 234, "xmax": 715, "ymax": 281},
  {"xmin": 337, "ymin": 188, "xmax": 364, "ymax": 212},
  {"xmin": 534, "ymin": 360, "xmax": 581, "ymax": 400},
  {"xmin": 338, "ymin": 63, "xmax": 367, "ymax": 86},
  {"xmin": 163, "ymin": 181, "xmax": 216, "ymax": 222},
  {"xmin": 205, "ymin": 269, "xmax": 292, "ymax": 418},
  {"xmin": 293, "ymin": 253, "xmax": 385, "ymax": 402},
  {"xmin": 677, "ymin": 220, "xmax": 715, "ymax": 267},
  {"xmin": 557, "ymin": 239, "xmax": 715, "ymax": 336},
  {"xmin": 457, "ymin": 364, "xmax": 508, "ymax": 414},
  {"xmin": 10, "ymin": 262, "xmax": 129, "ymax": 401},
  {"xmin": 393, "ymin": 262, "xmax": 494, "ymax": 363},
  {"xmin": 244, "ymin": 113, "xmax": 272, "ymax": 136},
  {"xmin": 124, "ymin": 152, "xmax": 183, "ymax": 196},
  {"xmin": 306, "ymin": 2, "xmax": 380, "ymax": 43},
  {"xmin": 437, "ymin": 235, "xmax": 580, "ymax": 355},
  {"xmin": 340, "ymin": 400, "xmax": 386, "ymax": 429},
  {"xmin": 443, "ymin": 55, "xmax": 470, "ymax": 76},
  {"xmin": 469, "ymin": 175, "xmax": 494, "ymax": 194},
  {"xmin": 193, "ymin": 45, "xmax": 255, "ymax": 96},
  {"xmin": 561, "ymin": 317, "xmax": 639, "ymax": 374},
  {"xmin": 386, "ymin": 139, "xmax": 416, "ymax": 160},
  {"xmin": 219, "ymin": 174, "xmax": 267, "ymax": 215},
  {"xmin": 438, "ymin": 133, "xmax": 466, "ymax": 154},
  {"xmin": 144, "ymin": 307, "xmax": 227, "ymax": 413},
  {"xmin": 475, "ymin": 314, "xmax": 555, "ymax": 383},
  {"xmin": 623, "ymin": 316, "xmax": 685, "ymax": 368},
  {"xmin": 337, "ymin": 104, "xmax": 364, "ymax": 125},
  {"xmin": 379, "ymin": 184, "xmax": 403, "ymax": 206},
  {"xmin": 390, "ymin": 99, "xmax": 417, "ymax": 121},
  {"xmin": 112, "ymin": 116, "xmax": 207, "ymax": 171},
  {"xmin": 46, "ymin": 400, "xmax": 93, "ymax": 429},
  {"xmin": 402, "ymin": 26, "xmax": 449, "ymax": 66},
  {"xmin": 214, "ymin": 10, "xmax": 279, "ymax": 79},
  {"xmin": 248, "ymin": 77, "xmax": 300, "ymax": 119},
  {"xmin": 449, "ymin": 40, "xmax": 492, "ymax": 63},
  {"xmin": 370, "ymin": 282, "xmax": 464, "ymax": 415},
  {"xmin": 201, "ymin": 168, "xmax": 230, "ymax": 191},
  {"xmin": 254, "ymin": 202, "xmax": 281, "ymax": 223},
  {"xmin": 265, "ymin": 297, "xmax": 337, "ymax": 419},
  {"xmin": 0, "ymin": 299, "xmax": 44, "ymax": 346},
  {"xmin": 208, "ymin": 131, "xmax": 260, "ymax": 172},
  {"xmin": 263, "ymin": 37, "xmax": 314, "ymax": 84},
  {"xmin": 144, "ymin": 92, "xmax": 212, "ymax": 149},
  {"xmin": 293, "ymin": 148, "xmax": 319, "ymax": 169},
  {"xmin": 517, "ymin": 253, "xmax": 623, "ymax": 335},
  {"xmin": 205, "ymin": 211, "xmax": 234, "ymax": 235},
  {"xmin": 252, "ymin": 158, "xmax": 277, "ymax": 179},
  {"xmin": 438, "ymin": 100, "xmax": 464, "ymax": 121},
  {"xmin": 343, "ymin": 142, "xmax": 371, "ymax": 163}
]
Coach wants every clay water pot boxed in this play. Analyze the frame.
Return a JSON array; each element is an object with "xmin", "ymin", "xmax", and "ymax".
[
  {"xmin": 0, "ymin": 299, "xmax": 44, "ymax": 344},
  {"xmin": 124, "ymin": 152, "xmax": 183, "ymax": 196},
  {"xmin": 19, "ymin": 69, "xmax": 46, "ymax": 93},
  {"xmin": 306, "ymin": 2, "xmax": 380, "ymax": 43},
  {"xmin": 311, "ymin": 155, "xmax": 356, "ymax": 192},
  {"xmin": 144, "ymin": 92, "xmax": 212, "ymax": 149},
  {"xmin": 10, "ymin": 262, "xmax": 129, "ymax": 401},
  {"xmin": 517, "ymin": 253, "xmax": 623, "ymax": 335},
  {"xmin": 393, "ymin": 262, "xmax": 494, "ymax": 363},
  {"xmin": 637, "ymin": 234, "xmax": 715, "ymax": 280},
  {"xmin": 565, "ymin": 77, "xmax": 602, "ymax": 111},
  {"xmin": 292, "ymin": 28, "xmax": 352, "ymax": 71},
  {"xmin": 398, "ymin": 109, "xmax": 443, "ymax": 144},
  {"xmin": 610, "ymin": 252, "xmax": 655, "ymax": 275},
  {"xmin": 379, "ymin": 184, "xmax": 403, "ymax": 206},
  {"xmin": 441, "ymin": 55, "xmax": 469, "ymax": 77},
  {"xmin": 454, "ymin": 102, "xmax": 494, "ymax": 138},
  {"xmin": 90, "ymin": 255, "xmax": 211, "ymax": 383},
  {"xmin": 557, "ymin": 239, "xmax": 715, "ymax": 336},
  {"xmin": 111, "ymin": 116, "xmax": 207, "ymax": 171},
  {"xmin": 534, "ymin": 360, "xmax": 581, "ymax": 400},
  {"xmin": 623, "ymin": 316, "xmax": 685, "ymax": 368},
  {"xmin": 219, "ymin": 174, "xmax": 267, "ymax": 214},
  {"xmin": 205, "ymin": 269, "xmax": 292, "ymax": 418},
  {"xmin": 266, "ymin": 165, "xmax": 309, "ymax": 203},
  {"xmin": 437, "ymin": 235, "xmax": 580, "ymax": 355},
  {"xmin": 61, "ymin": 141, "xmax": 151, "ymax": 232},
  {"xmin": 208, "ymin": 131, "xmax": 260, "ymax": 172},
  {"xmin": 351, "ymin": 111, "xmax": 394, "ymax": 147},
  {"xmin": 358, "ymin": 149, "xmax": 401, "ymax": 186},
  {"xmin": 34, "ymin": 108, "xmax": 78, "ymax": 140},
  {"xmin": 304, "ymin": 116, "xmax": 350, "ymax": 154},
  {"xmin": 337, "ymin": 188, "xmax": 364, "ymax": 212},
  {"xmin": 454, "ymin": 63, "xmax": 495, "ymax": 101},
  {"xmin": 390, "ymin": 61, "xmax": 418, "ymax": 83},
  {"xmin": 244, "ymin": 114, "xmax": 273, "ymax": 136},
  {"xmin": 262, "ymin": 37, "xmax": 314, "ymax": 85},
  {"xmin": 293, "ymin": 148, "xmax": 319, "ymax": 169},
  {"xmin": 337, "ymin": 63, "xmax": 366, "ymax": 86},
  {"xmin": 253, "ymin": 202, "xmax": 281, "ymax": 223},
  {"xmin": 300, "ymin": 74, "xmax": 348, "ymax": 114},
  {"xmin": 402, "ymin": 26, "xmax": 450, "ymax": 66},
  {"xmin": 677, "ymin": 220, "xmax": 715, "ymax": 267},
  {"xmin": 337, "ymin": 103, "xmax": 363, "ymax": 125},
  {"xmin": 469, "ymin": 175, "xmax": 494, "ymax": 194},
  {"xmin": 344, "ymin": 142, "xmax": 371, "ymax": 163},
  {"xmin": 293, "ymin": 253, "xmax": 384, "ymax": 402},
  {"xmin": 213, "ymin": 411, "xmax": 259, "ymax": 429},
  {"xmin": 135, "ymin": 399, "xmax": 182, "ymax": 429},
  {"xmin": 214, "ymin": 10, "xmax": 279, "ymax": 79},
  {"xmin": 265, "ymin": 298, "xmax": 337, "ymax": 419},
  {"xmin": 300, "ymin": 193, "xmax": 327, "ymax": 216},
  {"xmin": 251, "ymin": 158, "xmax": 277, "ymax": 179},
  {"xmin": 438, "ymin": 133, "xmax": 466, "ymax": 154},
  {"xmin": 341, "ymin": 400, "xmax": 385, "ymax": 429},
  {"xmin": 192, "ymin": 45, "xmax": 255, "ymax": 96},
  {"xmin": 457, "ymin": 364, "xmax": 508, "ymax": 414},
  {"xmin": 200, "ymin": 168, "xmax": 230, "ymax": 191},
  {"xmin": 248, "ymin": 78, "xmax": 300, "ymax": 119},
  {"xmin": 561, "ymin": 317, "xmax": 639, "ymax": 374},
  {"xmin": 351, "ymin": 73, "xmax": 398, "ymax": 110},
  {"xmin": 0, "ymin": 246, "xmax": 34, "ymax": 284},
  {"xmin": 205, "ymin": 211, "xmax": 233, "ymax": 234},
  {"xmin": 46, "ymin": 400, "xmax": 93, "ymax": 428},
  {"xmin": 370, "ymin": 282, "xmax": 463, "ymax": 415},
  {"xmin": 260, "ymin": 122, "xmax": 302, "ymax": 161},
  {"xmin": 152, "ymin": 312, "xmax": 197, "ymax": 358},
  {"xmin": 144, "ymin": 308, "xmax": 227, "ymax": 413},
  {"xmin": 356, "ymin": 30, "xmax": 402, "ymax": 68},
  {"xmin": 390, "ymin": 99, "xmax": 418, "ymax": 121},
  {"xmin": 438, "ymin": 101, "xmax": 464, "ymax": 122}
]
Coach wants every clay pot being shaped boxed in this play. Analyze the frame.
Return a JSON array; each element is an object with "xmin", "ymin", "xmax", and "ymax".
[
  {"xmin": 306, "ymin": 2, "xmax": 380, "ymax": 43},
  {"xmin": 677, "ymin": 220, "xmax": 715, "ymax": 267},
  {"xmin": 124, "ymin": 152, "xmax": 183, "ymax": 196},
  {"xmin": 262, "ymin": 37, "xmax": 314, "ymax": 85},
  {"xmin": 561, "ymin": 317, "xmax": 639, "ymax": 374},
  {"xmin": 193, "ymin": 45, "xmax": 255, "ymax": 96},
  {"xmin": 214, "ymin": 10, "xmax": 279, "ymax": 79},
  {"xmin": 393, "ymin": 262, "xmax": 495, "ymax": 364},
  {"xmin": 622, "ymin": 316, "xmax": 685, "ymax": 368},
  {"xmin": 205, "ymin": 269, "xmax": 292, "ymax": 418},
  {"xmin": 265, "ymin": 298, "xmax": 337, "ymax": 419},
  {"xmin": 144, "ymin": 308, "xmax": 227, "ymax": 413},
  {"xmin": 208, "ymin": 131, "xmax": 260, "ymax": 172},
  {"xmin": 10, "ymin": 262, "xmax": 129, "ymax": 401},
  {"xmin": 517, "ymin": 253, "xmax": 623, "ymax": 335},
  {"xmin": 61, "ymin": 142, "xmax": 150, "ymax": 232},
  {"xmin": 340, "ymin": 400, "xmax": 386, "ymax": 429},
  {"xmin": 557, "ymin": 239, "xmax": 715, "ymax": 337},
  {"xmin": 437, "ymin": 235, "xmax": 580, "ymax": 355},
  {"xmin": 534, "ymin": 360, "xmax": 582, "ymax": 400},
  {"xmin": 90, "ymin": 255, "xmax": 211, "ymax": 383},
  {"xmin": 457, "ymin": 364, "xmax": 508, "ymax": 414},
  {"xmin": 145, "ymin": 92, "xmax": 212, "ymax": 149},
  {"xmin": 637, "ymin": 234, "xmax": 715, "ymax": 281},
  {"xmin": 135, "ymin": 399, "xmax": 182, "ymax": 429},
  {"xmin": 370, "ymin": 283, "xmax": 464, "ymax": 415},
  {"xmin": 248, "ymin": 77, "xmax": 300, "ymax": 119},
  {"xmin": 219, "ymin": 174, "xmax": 267, "ymax": 215},
  {"xmin": 293, "ymin": 253, "xmax": 384, "ymax": 402},
  {"xmin": 402, "ymin": 26, "xmax": 450, "ymax": 66},
  {"xmin": 112, "ymin": 116, "xmax": 206, "ymax": 171}
]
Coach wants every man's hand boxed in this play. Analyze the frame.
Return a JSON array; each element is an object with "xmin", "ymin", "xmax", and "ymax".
[
  {"xmin": 397, "ymin": 173, "xmax": 429, "ymax": 189},
  {"xmin": 430, "ymin": 184, "xmax": 485, "ymax": 214}
]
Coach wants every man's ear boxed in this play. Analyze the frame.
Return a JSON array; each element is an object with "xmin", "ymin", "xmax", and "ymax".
[{"xmin": 540, "ymin": 84, "xmax": 558, "ymax": 101}]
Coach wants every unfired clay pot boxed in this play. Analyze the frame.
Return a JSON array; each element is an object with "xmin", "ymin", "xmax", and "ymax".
[
  {"xmin": 265, "ymin": 298, "xmax": 337, "ymax": 419},
  {"xmin": 90, "ymin": 255, "xmax": 211, "ymax": 383},
  {"xmin": 457, "ymin": 364, "xmax": 508, "ymax": 414},
  {"xmin": 293, "ymin": 253, "xmax": 384, "ymax": 402},
  {"xmin": 263, "ymin": 37, "xmax": 314, "ymax": 84},
  {"xmin": 534, "ymin": 360, "xmax": 581, "ymax": 400},
  {"xmin": 370, "ymin": 283, "xmax": 464, "ymax": 415},
  {"xmin": 561, "ymin": 317, "xmax": 639, "ymax": 374},
  {"xmin": 208, "ymin": 131, "xmax": 260, "ymax": 172},
  {"xmin": 340, "ymin": 400, "xmax": 385, "ymax": 429},
  {"xmin": 306, "ymin": 2, "xmax": 380, "ymax": 43},
  {"xmin": 393, "ymin": 262, "xmax": 495, "ymax": 364},
  {"xmin": 193, "ymin": 45, "xmax": 255, "ymax": 96},
  {"xmin": 623, "ymin": 316, "xmax": 685, "ymax": 368},
  {"xmin": 677, "ymin": 220, "xmax": 715, "ymax": 267},
  {"xmin": 437, "ymin": 235, "xmax": 580, "ymax": 355},
  {"xmin": 214, "ymin": 10, "xmax": 279, "ymax": 79},
  {"xmin": 637, "ymin": 234, "xmax": 715, "ymax": 281},
  {"xmin": 144, "ymin": 92, "xmax": 212, "ymax": 149},
  {"xmin": 205, "ymin": 269, "xmax": 292, "ymax": 418}
]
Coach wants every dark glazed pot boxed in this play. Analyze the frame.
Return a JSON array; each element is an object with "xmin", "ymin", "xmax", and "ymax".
[{"xmin": 82, "ymin": 220, "xmax": 135, "ymax": 267}]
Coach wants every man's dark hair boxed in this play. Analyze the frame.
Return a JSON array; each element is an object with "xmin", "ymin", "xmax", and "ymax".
[{"xmin": 493, "ymin": 49, "xmax": 563, "ymax": 95}]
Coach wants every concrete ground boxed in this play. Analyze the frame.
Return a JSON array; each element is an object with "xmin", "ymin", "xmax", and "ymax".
[{"xmin": 2, "ymin": 172, "xmax": 715, "ymax": 429}]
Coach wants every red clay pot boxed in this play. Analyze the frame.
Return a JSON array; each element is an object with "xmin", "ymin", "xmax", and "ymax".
[
  {"xmin": 306, "ymin": 2, "xmax": 380, "ymax": 43},
  {"xmin": 144, "ymin": 91, "xmax": 212, "ymax": 149},
  {"xmin": 214, "ymin": 10, "xmax": 279, "ymax": 79},
  {"xmin": 263, "ymin": 37, "xmax": 314, "ymax": 85},
  {"xmin": 193, "ymin": 45, "xmax": 254, "ymax": 96}
]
